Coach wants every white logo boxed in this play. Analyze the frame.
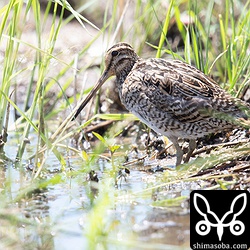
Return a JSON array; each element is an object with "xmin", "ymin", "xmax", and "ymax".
[{"xmin": 193, "ymin": 193, "xmax": 247, "ymax": 241}]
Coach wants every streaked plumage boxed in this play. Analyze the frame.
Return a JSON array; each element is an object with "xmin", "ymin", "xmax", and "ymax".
[{"xmin": 74, "ymin": 42, "xmax": 249, "ymax": 165}]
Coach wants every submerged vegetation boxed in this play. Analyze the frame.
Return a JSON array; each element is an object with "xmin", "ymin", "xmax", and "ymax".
[{"xmin": 0, "ymin": 0, "xmax": 249, "ymax": 249}]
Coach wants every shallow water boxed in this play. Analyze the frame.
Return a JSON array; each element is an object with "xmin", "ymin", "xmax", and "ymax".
[{"xmin": 0, "ymin": 131, "xmax": 191, "ymax": 250}]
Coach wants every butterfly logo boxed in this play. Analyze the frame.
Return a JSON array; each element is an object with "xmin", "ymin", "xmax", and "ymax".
[{"xmin": 193, "ymin": 193, "xmax": 247, "ymax": 241}]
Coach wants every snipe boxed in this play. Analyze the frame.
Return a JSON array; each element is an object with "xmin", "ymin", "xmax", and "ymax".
[{"xmin": 73, "ymin": 42, "xmax": 249, "ymax": 166}]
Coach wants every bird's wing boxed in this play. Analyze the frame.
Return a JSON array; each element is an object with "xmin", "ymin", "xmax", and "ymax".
[
  {"xmin": 147, "ymin": 59, "xmax": 224, "ymax": 98},
  {"xmin": 127, "ymin": 59, "xmax": 246, "ymax": 123},
  {"xmin": 158, "ymin": 60, "xmax": 248, "ymax": 119}
]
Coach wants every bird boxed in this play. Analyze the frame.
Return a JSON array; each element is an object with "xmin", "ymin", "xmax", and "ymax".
[{"xmin": 73, "ymin": 42, "xmax": 249, "ymax": 166}]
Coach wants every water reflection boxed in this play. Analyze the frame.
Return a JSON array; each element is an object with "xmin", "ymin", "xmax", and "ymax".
[{"xmin": 0, "ymin": 134, "xmax": 191, "ymax": 250}]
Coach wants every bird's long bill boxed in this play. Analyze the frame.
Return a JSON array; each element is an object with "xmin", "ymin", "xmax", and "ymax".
[{"xmin": 72, "ymin": 70, "xmax": 109, "ymax": 120}]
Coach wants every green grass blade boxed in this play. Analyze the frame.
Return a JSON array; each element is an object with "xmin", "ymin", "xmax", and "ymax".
[{"xmin": 156, "ymin": 0, "xmax": 174, "ymax": 58}]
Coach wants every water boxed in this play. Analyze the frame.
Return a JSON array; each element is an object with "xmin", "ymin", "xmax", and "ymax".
[{"xmin": 0, "ymin": 131, "xmax": 191, "ymax": 250}]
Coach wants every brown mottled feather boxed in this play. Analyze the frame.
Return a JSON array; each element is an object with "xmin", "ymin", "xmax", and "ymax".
[
  {"xmin": 75, "ymin": 42, "xmax": 249, "ymax": 165},
  {"xmin": 122, "ymin": 58, "xmax": 247, "ymax": 138}
]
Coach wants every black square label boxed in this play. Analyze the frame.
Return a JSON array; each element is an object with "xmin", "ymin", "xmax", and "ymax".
[{"xmin": 190, "ymin": 190, "xmax": 250, "ymax": 250}]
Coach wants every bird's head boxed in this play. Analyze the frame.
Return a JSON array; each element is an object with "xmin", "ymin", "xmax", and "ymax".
[
  {"xmin": 103, "ymin": 42, "xmax": 139, "ymax": 78},
  {"xmin": 72, "ymin": 42, "xmax": 138, "ymax": 119}
]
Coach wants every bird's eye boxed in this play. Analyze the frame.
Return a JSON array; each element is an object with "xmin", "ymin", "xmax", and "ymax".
[{"xmin": 112, "ymin": 50, "xmax": 118, "ymax": 56}]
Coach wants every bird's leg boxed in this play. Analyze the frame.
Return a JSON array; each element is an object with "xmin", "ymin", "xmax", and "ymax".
[
  {"xmin": 169, "ymin": 136, "xmax": 183, "ymax": 166},
  {"xmin": 184, "ymin": 139, "xmax": 196, "ymax": 163}
]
